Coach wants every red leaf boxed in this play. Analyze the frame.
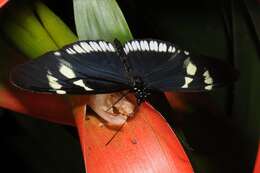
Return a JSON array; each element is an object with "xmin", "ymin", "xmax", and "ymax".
[
  {"xmin": 254, "ymin": 142, "xmax": 260, "ymax": 173},
  {"xmin": 73, "ymin": 100, "xmax": 194, "ymax": 173},
  {"xmin": 0, "ymin": 86, "xmax": 75, "ymax": 125},
  {"xmin": 165, "ymin": 92, "xmax": 190, "ymax": 112},
  {"xmin": 0, "ymin": 0, "xmax": 8, "ymax": 8}
]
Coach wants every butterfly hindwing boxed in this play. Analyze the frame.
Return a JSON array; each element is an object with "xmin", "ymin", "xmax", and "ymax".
[
  {"xmin": 147, "ymin": 54, "xmax": 237, "ymax": 91},
  {"xmin": 10, "ymin": 40, "xmax": 128, "ymax": 94}
]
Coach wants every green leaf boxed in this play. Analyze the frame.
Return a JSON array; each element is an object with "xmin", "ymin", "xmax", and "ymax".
[
  {"xmin": 73, "ymin": 0, "xmax": 133, "ymax": 42},
  {"xmin": 34, "ymin": 1, "xmax": 78, "ymax": 48},
  {"xmin": 0, "ymin": 4, "xmax": 58, "ymax": 59}
]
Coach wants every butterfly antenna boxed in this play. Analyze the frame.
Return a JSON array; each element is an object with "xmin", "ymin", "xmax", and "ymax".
[
  {"xmin": 105, "ymin": 90, "xmax": 131, "ymax": 112},
  {"xmin": 105, "ymin": 120, "xmax": 126, "ymax": 146}
]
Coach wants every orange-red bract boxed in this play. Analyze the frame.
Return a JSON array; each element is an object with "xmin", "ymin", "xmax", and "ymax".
[
  {"xmin": 254, "ymin": 142, "xmax": 260, "ymax": 173},
  {"xmin": 0, "ymin": 18, "xmax": 194, "ymax": 172},
  {"xmin": 0, "ymin": 0, "xmax": 8, "ymax": 8},
  {"xmin": 0, "ymin": 86, "xmax": 75, "ymax": 125},
  {"xmin": 73, "ymin": 97, "xmax": 194, "ymax": 173},
  {"xmin": 0, "ymin": 56, "xmax": 195, "ymax": 172}
]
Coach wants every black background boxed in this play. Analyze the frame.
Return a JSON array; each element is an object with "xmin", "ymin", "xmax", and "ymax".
[{"xmin": 0, "ymin": 0, "xmax": 259, "ymax": 172}]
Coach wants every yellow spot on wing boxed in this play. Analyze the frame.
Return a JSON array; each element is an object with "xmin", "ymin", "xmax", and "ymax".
[
  {"xmin": 59, "ymin": 65, "xmax": 76, "ymax": 79},
  {"xmin": 181, "ymin": 77, "xmax": 193, "ymax": 88}
]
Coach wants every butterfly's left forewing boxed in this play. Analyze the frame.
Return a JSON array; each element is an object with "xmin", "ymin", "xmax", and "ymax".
[
  {"xmin": 10, "ymin": 40, "xmax": 129, "ymax": 94},
  {"xmin": 124, "ymin": 39, "xmax": 237, "ymax": 92}
]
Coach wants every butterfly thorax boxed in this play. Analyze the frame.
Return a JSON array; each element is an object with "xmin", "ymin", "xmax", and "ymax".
[
  {"xmin": 114, "ymin": 39, "xmax": 151, "ymax": 104},
  {"xmin": 132, "ymin": 76, "xmax": 151, "ymax": 104}
]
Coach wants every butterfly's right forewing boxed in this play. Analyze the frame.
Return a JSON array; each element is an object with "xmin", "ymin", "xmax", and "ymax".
[{"xmin": 10, "ymin": 40, "xmax": 129, "ymax": 94}]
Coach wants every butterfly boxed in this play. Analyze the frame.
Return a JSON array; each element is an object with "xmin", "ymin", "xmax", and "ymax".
[{"xmin": 10, "ymin": 39, "xmax": 237, "ymax": 104}]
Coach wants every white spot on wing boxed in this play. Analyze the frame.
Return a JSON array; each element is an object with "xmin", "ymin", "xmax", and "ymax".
[
  {"xmin": 127, "ymin": 42, "xmax": 133, "ymax": 51},
  {"xmin": 80, "ymin": 42, "xmax": 92, "ymax": 52},
  {"xmin": 73, "ymin": 79, "xmax": 93, "ymax": 91},
  {"xmin": 46, "ymin": 74, "xmax": 62, "ymax": 89},
  {"xmin": 54, "ymin": 51, "xmax": 61, "ymax": 56},
  {"xmin": 66, "ymin": 49, "xmax": 71, "ymax": 54},
  {"xmin": 103, "ymin": 42, "xmax": 111, "ymax": 51},
  {"xmin": 46, "ymin": 74, "xmax": 58, "ymax": 82},
  {"xmin": 73, "ymin": 44, "xmax": 86, "ymax": 53},
  {"xmin": 149, "ymin": 41, "xmax": 157, "ymax": 51},
  {"xmin": 140, "ymin": 40, "xmax": 149, "ymax": 51},
  {"xmin": 94, "ymin": 42, "xmax": 102, "ymax": 51},
  {"xmin": 203, "ymin": 70, "xmax": 213, "ymax": 84},
  {"xmin": 171, "ymin": 47, "xmax": 176, "ymax": 53},
  {"xmin": 124, "ymin": 44, "xmax": 129, "ymax": 54},
  {"xmin": 99, "ymin": 41, "xmax": 107, "ymax": 52},
  {"xmin": 149, "ymin": 41, "xmax": 153, "ymax": 51},
  {"xmin": 153, "ymin": 41, "xmax": 158, "ymax": 51},
  {"xmin": 203, "ymin": 70, "xmax": 209, "ymax": 77},
  {"xmin": 108, "ymin": 43, "xmax": 115, "ymax": 52},
  {"xmin": 184, "ymin": 51, "xmax": 190, "ymax": 55},
  {"xmin": 168, "ymin": 46, "xmax": 176, "ymax": 53},
  {"xmin": 186, "ymin": 60, "xmax": 197, "ymax": 76},
  {"xmin": 181, "ymin": 77, "xmax": 193, "ymax": 88},
  {"xmin": 205, "ymin": 77, "xmax": 213, "ymax": 84},
  {"xmin": 134, "ymin": 41, "xmax": 141, "ymax": 50},
  {"xmin": 90, "ymin": 41, "xmax": 102, "ymax": 52},
  {"xmin": 131, "ymin": 41, "xmax": 137, "ymax": 51},
  {"xmin": 66, "ymin": 48, "xmax": 76, "ymax": 54},
  {"xmin": 56, "ymin": 90, "xmax": 66, "ymax": 94},
  {"xmin": 168, "ymin": 46, "xmax": 172, "ymax": 52},
  {"xmin": 205, "ymin": 85, "xmax": 213, "ymax": 90},
  {"xmin": 59, "ymin": 65, "xmax": 76, "ymax": 79},
  {"xmin": 159, "ymin": 43, "xmax": 167, "ymax": 52},
  {"xmin": 89, "ymin": 41, "xmax": 101, "ymax": 51}
]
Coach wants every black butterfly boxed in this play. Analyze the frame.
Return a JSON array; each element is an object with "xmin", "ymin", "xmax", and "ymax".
[{"xmin": 10, "ymin": 39, "xmax": 237, "ymax": 104}]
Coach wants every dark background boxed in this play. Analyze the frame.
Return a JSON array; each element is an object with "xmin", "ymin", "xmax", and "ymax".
[{"xmin": 0, "ymin": 0, "xmax": 259, "ymax": 172}]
